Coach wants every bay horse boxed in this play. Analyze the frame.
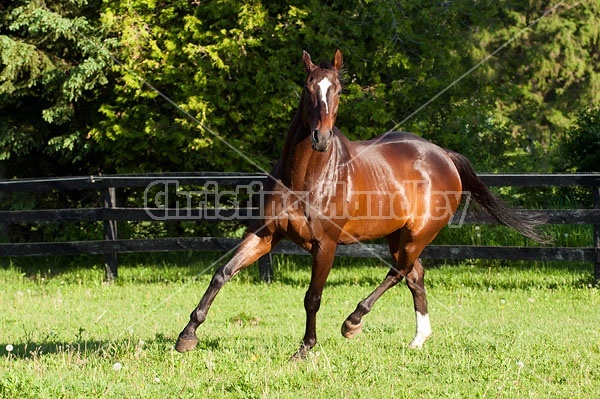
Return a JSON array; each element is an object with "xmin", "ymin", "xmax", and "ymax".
[{"xmin": 175, "ymin": 49, "xmax": 547, "ymax": 359}]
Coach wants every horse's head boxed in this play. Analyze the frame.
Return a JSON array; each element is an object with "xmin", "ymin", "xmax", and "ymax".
[{"xmin": 301, "ymin": 49, "xmax": 343, "ymax": 152}]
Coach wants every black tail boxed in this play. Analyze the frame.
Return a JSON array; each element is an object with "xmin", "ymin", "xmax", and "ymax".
[{"xmin": 445, "ymin": 150, "xmax": 551, "ymax": 244}]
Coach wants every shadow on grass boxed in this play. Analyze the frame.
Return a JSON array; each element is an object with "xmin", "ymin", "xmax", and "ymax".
[
  {"xmin": 0, "ymin": 251, "xmax": 226, "ymax": 282},
  {"xmin": 2, "ymin": 245, "xmax": 596, "ymax": 290},
  {"xmin": 0, "ymin": 339, "xmax": 112, "ymax": 359},
  {"xmin": 0, "ymin": 333, "xmax": 196, "ymax": 360}
]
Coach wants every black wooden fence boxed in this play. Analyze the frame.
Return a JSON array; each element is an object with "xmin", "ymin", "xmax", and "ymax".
[{"xmin": 0, "ymin": 172, "xmax": 599, "ymax": 282}]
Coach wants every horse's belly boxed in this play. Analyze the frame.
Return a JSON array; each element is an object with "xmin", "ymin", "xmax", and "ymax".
[{"xmin": 337, "ymin": 218, "xmax": 406, "ymax": 244}]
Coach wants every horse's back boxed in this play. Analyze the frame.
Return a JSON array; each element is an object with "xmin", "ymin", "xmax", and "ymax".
[
  {"xmin": 356, "ymin": 131, "xmax": 439, "ymax": 156},
  {"xmin": 348, "ymin": 131, "xmax": 461, "ymax": 189},
  {"xmin": 362, "ymin": 131, "xmax": 428, "ymax": 145}
]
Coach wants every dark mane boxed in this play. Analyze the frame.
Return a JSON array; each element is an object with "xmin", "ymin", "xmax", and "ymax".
[{"xmin": 318, "ymin": 60, "xmax": 334, "ymax": 69}]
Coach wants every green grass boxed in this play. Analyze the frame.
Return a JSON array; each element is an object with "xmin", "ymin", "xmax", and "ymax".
[{"xmin": 1, "ymin": 253, "xmax": 599, "ymax": 398}]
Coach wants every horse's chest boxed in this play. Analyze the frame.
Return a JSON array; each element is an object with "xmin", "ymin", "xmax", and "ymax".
[{"xmin": 265, "ymin": 187, "xmax": 344, "ymax": 250}]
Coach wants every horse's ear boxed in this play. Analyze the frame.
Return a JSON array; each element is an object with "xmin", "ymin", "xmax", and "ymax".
[
  {"xmin": 333, "ymin": 49, "xmax": 343, "ymax": 72},
  {"xmin": 302, "ymin": 50, "xmax": 316, "ymax": 73}
]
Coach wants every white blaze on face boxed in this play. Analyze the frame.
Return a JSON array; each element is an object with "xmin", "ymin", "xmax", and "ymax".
[{"xmin": 317, "ymin": 77, "xmax": 332, "ymax": 114}]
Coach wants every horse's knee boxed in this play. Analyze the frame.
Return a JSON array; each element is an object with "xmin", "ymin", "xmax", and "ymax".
[
  {"xmin": 405, "ymin": 264, "xmax": 425, "ymax": 288},
  {"xmin": 210, "ymin": 268, "xmax": 230, "ymax": 289},
  {"xmin": 304, "ymin": 291, "xmax": 322, "ymax": 313},
  {"xmin": 405, "ymin": 276, "xmax": 424, "ymax": 292}
]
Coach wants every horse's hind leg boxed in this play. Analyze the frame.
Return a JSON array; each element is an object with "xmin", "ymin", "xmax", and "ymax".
[
  {"xmin": 341, "ymin": 230, "xmax": 406, "ymax": 339},
  {"xmin": 342, "ymin": 230, "xmax": 432, "ymax": 348},
  {"xmin": 405, "ymin": 259, "xmax": 431, "ymax": 348},
  {"xmin": 341, "ymin": 267, "xmax": 403, "ymax": 339},
  {"xmin": 175, "ymin": 231, "xmax": 277, "ymax": 353}
]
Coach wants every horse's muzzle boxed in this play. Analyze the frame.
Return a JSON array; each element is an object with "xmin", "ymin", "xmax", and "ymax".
[{"xmin": 311, "ymin": 129, "xmax": 332, "ymax": 152}]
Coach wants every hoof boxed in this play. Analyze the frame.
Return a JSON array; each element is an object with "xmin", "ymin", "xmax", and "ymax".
[
  {"xmin": 408, "ymin": 333, "xmax": 431, "ymax": 349},
  {"xmin": 341, "ymin": 319, "xmax": 363, "ymax": 339},
  {"xmin": 407, "ymin": 339, "xmax": 424, "ymax": 349},
  {"xmin": 290, "ymin": 344, "xmax": 311, "ymax": 361},
  {"xmin": 175, "ymin": 334, "xmax": 199, "ymax": 353}
]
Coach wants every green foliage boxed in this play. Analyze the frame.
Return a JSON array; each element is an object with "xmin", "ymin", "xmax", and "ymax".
[
  {"xmin": 479, "ymin": 0, "xmax": 600, "ymax": 171},
  {"xmin": 86, "ymin": 0, "xmax": 600, "ymax": 173},
  {"xmin": 556, "ymin": 107, "xmax": 600, "ymax": 172},
  {"xmin": 1, "ymin": 1, "xmax": 598, "ymax": 176},
  {"xmin": 0, "ymin": 0, "xmax": 115, "ymax": 174},
  {"xmin": 2, "ymin": 0, "xmax": 599, "ymax": 245}
]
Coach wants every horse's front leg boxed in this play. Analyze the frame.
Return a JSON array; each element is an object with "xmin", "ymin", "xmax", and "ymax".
[
  {"xmin": 291, "ymin": 240, "xmax": 337, "ymax": 360},
  {"xmin": 175, "ymin": 232, "xmax": 277, "ymax": 353}
]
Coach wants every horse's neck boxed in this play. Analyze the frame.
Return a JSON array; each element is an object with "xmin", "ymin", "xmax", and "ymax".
[
  {"xmin": 280, "ymin": 110, "xmax": 304, "ymax": 162},
  {"xmin": 279, "ymin": 108, "xmax": 310, "ymax": 187},
  {"xmin": 279, "ymin": 117, "xmax": 346, "ymax": 192}
]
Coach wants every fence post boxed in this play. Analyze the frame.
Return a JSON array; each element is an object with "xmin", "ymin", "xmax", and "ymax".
[
  {"xmin": 593, "ymin": 186, "xmax": 600, "ymax": 285},
  {"xmin": 0, "ymin": 164, "xmax": 7, "ymax": 243},
  {"xmin": 103, "ymin": 187, "xmax": 118, "ymax": 281},
  {"xmin": 258, "ymin": 253, "xmax": 273, "ymax": 283}
]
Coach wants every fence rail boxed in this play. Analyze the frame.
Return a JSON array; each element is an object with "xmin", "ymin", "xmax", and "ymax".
[{"xmin": 1, "ymin": 172, "xmax": 599, "ymax": 282}]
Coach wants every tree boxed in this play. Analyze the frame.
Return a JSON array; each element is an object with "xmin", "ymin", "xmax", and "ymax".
[
  {"xmin": 2, "ymin": 0, "xmax": 598, "ymax": 177},
  {"xmin": 475, "ymin": 0, "xmax": 600, "ymax": 171},
  {"xmin": 557, "ymin": 107, "xmax": 600, "ymax": 172},
  {"xmin": 0, "ymin": 0, "xmax": 115, "ymax": 176},
  {"xmin": 89, "ymin": 0, "xmax": 507, "ymax": 172}
]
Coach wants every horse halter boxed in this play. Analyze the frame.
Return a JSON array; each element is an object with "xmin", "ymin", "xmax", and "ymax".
[{"xmin": 301, "ymin": 49, "xmax": 343, "ymax": 152}]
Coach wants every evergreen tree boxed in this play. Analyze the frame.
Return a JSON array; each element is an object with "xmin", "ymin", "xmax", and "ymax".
[
  {"xmin": 0, "ymin": 0, "xmax": 115, "ymax": 176},
  {"xmin": 475, "ymin": 0, "xmax": 600, "ymax": 171},
  {"xmin": 1, "ymin": 0, "xmax": 598, "ymax": 176}
]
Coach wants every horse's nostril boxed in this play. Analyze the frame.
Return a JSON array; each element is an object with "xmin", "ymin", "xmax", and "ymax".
[{"xmin": 312, "ymin": 130, "xmax": 319, "ymax": 143}]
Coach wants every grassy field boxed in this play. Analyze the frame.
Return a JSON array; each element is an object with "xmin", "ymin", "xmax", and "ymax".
[{"xmin": 1, "ymin": 253, "xmax": 599, "ymax": 398}]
